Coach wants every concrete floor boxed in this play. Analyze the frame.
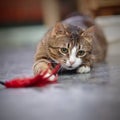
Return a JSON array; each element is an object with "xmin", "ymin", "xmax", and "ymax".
[{"xmin": 0, "ymin": 41, "xmax": 120, "ymax": 120}]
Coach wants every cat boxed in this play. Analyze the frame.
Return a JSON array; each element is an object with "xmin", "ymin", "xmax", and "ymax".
[{"xmin": 33, "ymin": 14, "xmax": 107, "ymax": 80}]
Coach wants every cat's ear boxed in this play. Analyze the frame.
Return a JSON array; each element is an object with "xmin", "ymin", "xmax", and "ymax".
[
  {"xmin": 51, "ymin": 22, "xmax": 66, "ymax": 37},
  {"xmin": 81, "ymin": 26, "xmax": 95, "ymax": 43}
]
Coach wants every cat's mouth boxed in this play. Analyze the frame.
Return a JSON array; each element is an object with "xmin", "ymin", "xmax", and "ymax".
[
  {"xmin": 62, "ymin": 65, "xmax": 76, "ymax": 70},
  {"xmin": 67, "ymin": 66, "xmax": 75, "ymax": 70}
]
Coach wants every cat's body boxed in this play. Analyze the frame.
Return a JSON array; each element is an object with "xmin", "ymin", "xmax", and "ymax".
[{"xmin": 33, "ymin": 14, "xmax": 107, "ymax": 78}]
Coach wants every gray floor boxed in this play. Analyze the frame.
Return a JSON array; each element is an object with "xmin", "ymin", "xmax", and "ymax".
[{"xmin": 0, "ymin": 42, "xmax": 120, "ymax": 120}]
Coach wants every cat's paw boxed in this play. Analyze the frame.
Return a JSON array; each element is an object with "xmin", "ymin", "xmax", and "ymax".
[
  {"xmin": 77, "ymin": 66, "xmax": 91, "ymax": 74},
  {"xmin": 44, "ymin": 73, "xmax": 56, "ymax": 81}
]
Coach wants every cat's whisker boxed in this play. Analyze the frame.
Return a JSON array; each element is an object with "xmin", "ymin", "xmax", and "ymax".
[
  {"xmin": 59, "ymin": 66, "xmax": 63, "ymax": 72},
  {"xmin": 58, "ymin": 67, "xmax": 64, "ymax": 81},
  {"xmin": 49, "ymin": 61, "xmax": 55, "ymax": 63}
]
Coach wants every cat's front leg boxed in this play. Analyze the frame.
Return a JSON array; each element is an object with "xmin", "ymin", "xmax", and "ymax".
[
  {"xmin": 33, "ymin": 60, "xmax": 56, "ymax": 81},
  {"xmin": 33, "ymin": 60, "xmax": 50, "ymax": 75},
  {"xmin": 77, "ymin": 65, "xmax": 91, "ymax": 74},
  {"xmin": 77, "ymin": 57, "xmax": 94, "ymax": 74}
]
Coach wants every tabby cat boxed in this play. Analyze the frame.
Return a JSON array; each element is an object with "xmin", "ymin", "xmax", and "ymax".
[{"xmin": 33, "ymin": 14, "xmax": 107, "ymax": 80}]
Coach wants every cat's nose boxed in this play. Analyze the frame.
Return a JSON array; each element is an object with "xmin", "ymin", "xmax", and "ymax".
[{"xmin": 70, "ymin": 61, "xmax": 75, "ymax": 65}]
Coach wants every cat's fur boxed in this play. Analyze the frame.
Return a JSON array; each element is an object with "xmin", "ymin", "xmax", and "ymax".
[{"xmin": 33, "ymin": 14, "xmax": 107, "ymax": 76}]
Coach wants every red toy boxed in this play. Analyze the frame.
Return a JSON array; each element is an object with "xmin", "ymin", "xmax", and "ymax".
[{"xmin": 0, "ymin": 64, "xmax": 60, "ymax": 88}]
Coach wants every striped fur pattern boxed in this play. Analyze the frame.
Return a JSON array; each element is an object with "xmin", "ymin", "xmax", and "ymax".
[{"xmin": 33, "ymin": 14, "xmax": 107, "ymax": 75}]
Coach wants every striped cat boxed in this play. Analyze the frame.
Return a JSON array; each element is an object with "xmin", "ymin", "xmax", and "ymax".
[{"xmin": 33, "ymin": 14, "xmax": 107, "ymax": 80}]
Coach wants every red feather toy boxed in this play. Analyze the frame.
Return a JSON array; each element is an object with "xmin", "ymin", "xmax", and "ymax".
[{"xmin": 0, "ymin": 64, "xmax": 60, "ymax": 88}]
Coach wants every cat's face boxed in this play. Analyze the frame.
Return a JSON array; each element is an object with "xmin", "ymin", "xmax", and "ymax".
[{"xmin": 47, "ymin": 23, "xmax": 94, "ymax": 70}]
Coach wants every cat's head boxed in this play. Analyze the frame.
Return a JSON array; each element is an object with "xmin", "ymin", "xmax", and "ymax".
[{"xmin": 47, "ymin": 22, "xmax": 95, "ymax": 70}]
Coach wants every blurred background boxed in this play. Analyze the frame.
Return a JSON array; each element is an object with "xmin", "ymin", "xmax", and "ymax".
[
  {"xmin": 0, "ymin": 0, "xmax": 120, "ymax": 48},
  {"xmin": 0, "ymin": 1, "xmax": 120, "ymax": 120}
]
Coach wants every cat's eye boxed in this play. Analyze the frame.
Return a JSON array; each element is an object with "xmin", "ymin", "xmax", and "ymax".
[
  {"xmin": 60, "ymin": 48, "xmax": 68, "ymax": 54},
  {"xmin": 77, "ymin": 50, "xmax": 86, "ymax": 57}
]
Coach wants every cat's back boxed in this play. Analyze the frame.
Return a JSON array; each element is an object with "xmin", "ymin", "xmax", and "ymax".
[{"xmin": 62, "ymin": 14, "xmax": 94, "ymax": 30}]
